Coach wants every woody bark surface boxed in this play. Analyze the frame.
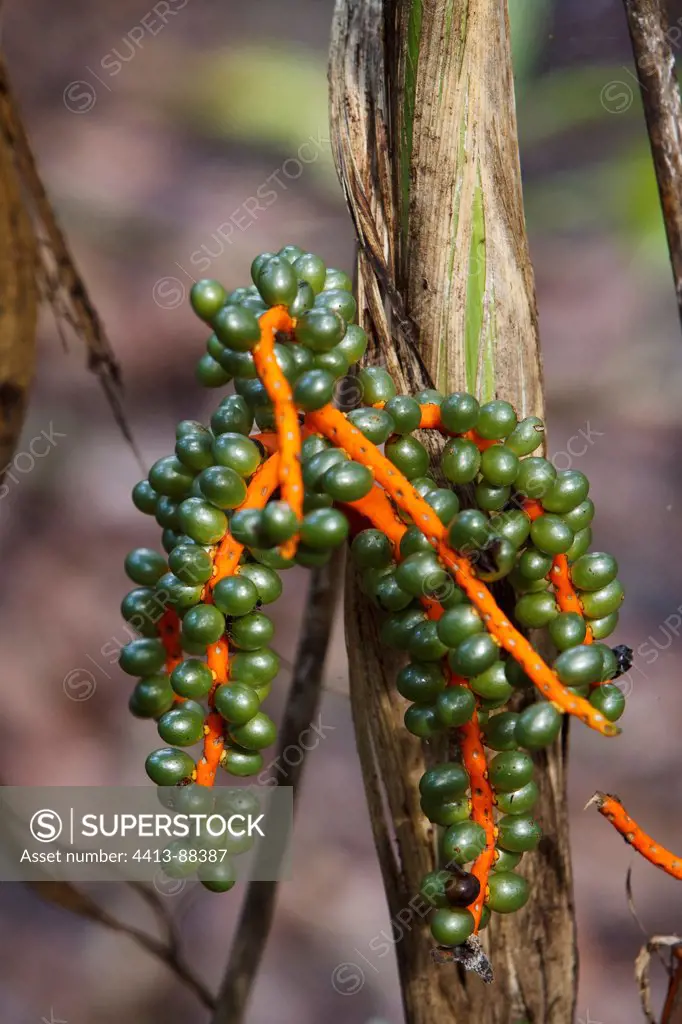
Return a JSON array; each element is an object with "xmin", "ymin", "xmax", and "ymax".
[{"xmin": 330, "ymin": 1, "xmax": 577, "ymax": 1021}]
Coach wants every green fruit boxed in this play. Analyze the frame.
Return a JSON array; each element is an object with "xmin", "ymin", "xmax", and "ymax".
[
  {"xmin": 292, "ymin": 253, "xmax": 327, "ymax": 293},
  {"xmin": 589, "ymin": 683, "xmax": 626, "ymax": 722},
  {"xmin": 487, "ymin": 871, "xmax": 529, "ymax": 913},
  {"xmin": 149, "ymin": 456, "xmax": 195, "ymax": 499},
  {"xmin": 294, "ymin": 309, "xmax": 345, "ymax": 352},
  {"xmin": 492, "ymin": 509, "xmax": 531, "ymax": 549},
  {"xmin": 178, "ymin": 498, "xmax": 228, "ymax": 545},
  {"xmin": 448, "ymin": 509, "xmax": 490, "ymax": 553},
  {"xmin": 132, "ymin": 480, "xmax": 158, "ymax": 515},
  {"xmin": 161, "ymin": 530, "xmax": 183, "ymax": 554},
  {"xmin": 496, "ymin": 781, "xmax": 540, "ymax": 816},
  {"xmin": 168, "ymin": 544, "xmax": 212, "ymax": 587},
  {"xmin": 492, "ymin": 848, "xmax": 523, "ymax": 872},
  {"xmin": 299, "ymin": 508, "xmax": 348, "ymax": 549},
  {"xmin": 198, "ymin": 858, "xmax": 237, "ymax": 893},
  {"xmin": 196, "ymin": 353, "xmax": 231, "ymax": 387},
  {"xmin": 347, "ymin": 407, "xmax": 395, "ymax": 445},
  {"xmin": 293, "ymin": 369, "xmax": 335, "ymax": 411},
  {"xmin": 421, "ymin": 794, "xmax": 471, "ymax": 827},
  {"xmin": 419, "ymin": 762, "xmax": 470, "ymax": 801},
  {"xmin": 212, "ymin": 304, "xmax": 261, "ymax": 351},
  {"xmin": 385, "ymin": 395, "xmax": 422, "ymax": 434},
  {"xmin": 221, "ymin": 745, "xmax": 264, "ymax": 777},
  {"xmin": 176, "ymin": 419, "xmax": 207, "ymax": 439},
  {"xmin": 419, "ymin": 870, "xmax": 451, "ymax": 908},
  {"xmin": 214, "ymin": 682, "xmax": 261, "ymax": 725},
  {"xmin": 515, "ymin": 702, "xmax": 562, "ymax": 750},
  {"xmin": 322, "ymin": 460, "xmax": 373, "ymax": 500},
  {"xmin": 119, "ymin": 638, "xmax": 166, "ymax": 677},
  {"xmin": 589, "ymin": 611, "xmax": 619, "ymax": 640},
  {"xmin": 125, "ymin": 548, "xmax": 167, "ymax": 587},
  {"xmin": 175, "ymin": 431, "xmax": 215, "ymax": 472},
  {"xmin": 350, "ymin": 529, "xmax": 393, "ymax": 568},
  {"xmin": 156, "ymin": 572, "xmax": 203, "ymax": 609},
  {"xmin": 323, "ymin": 267, "xmax": 353, "ymax": 292},
  {"xmin": 482, "ymin": 711, "xmax": 519, "ymax": 751},
  {"xmin": 515, "ymin": 457, "xmax": 557, "ymax": 499},
  {"xmin": 430, "ymin": 908, "xmax": 475, "ymax": 946},
  {"xmin": 302, "ymin": 448, "xmax": 348, "ymax": 491},
  {"xmin": 397, "ymin": 657, "xmax": 447, "ymax": 703},
  {"xmin": 155, "ymin": 495, "xmax": 181, "ymax": 530},
  {"xmin": 295, "ymin": 545, "xmax": 332, "ymax": 568},
  {"xmin": 212, "ymin": 433, "xmax": 261, "ymax": 477},
  {"xmin": 336, "ymin": 324, "xmax": 368, "ymax": 365},
  {"xmin": 594, "ymin": 643, "xmax": 618, "ymax": 681},
  {"xmin": 563, "ymin": 498, "xmax": 595, "ymax": 532},
  {"xmin": 407, "ymin": 621, "xmax": 449, "ymax": 661},
  {"xmin": 229, "ymin": 509, "xmax": 264, "ymax": 547},
  {"xmin": 476, "ymin": 400, "xmax": 517, "ymax": 440},
  {"xmin": 315, "ymin": 288, "xmax": 357, "ymax": 323},
  {"xmin": 182, "ymin": 604, "xmax": 226, "ymax": 645},
  {"xmin": 212, "ymin": 576, "xmax": 257, "ymax": 617},
  {"xmin": 530, "ymin": 514, "xmax": 574, "ymax": 555},
  {"xmin": 497, "ymin": 814, "xmax": 542, "ymax": 852},
  {"xmin": 480, "ymin": 445, "xmax": 520, "ymax": 486},
  {"xmin": 553, "ymin": 644, "xmax": 604, "ymax": 687},
  {"xmin": 260, "ymin": 501, "xmax": 299, "ymax": 544},
  {"xmin": 230, "ymin": 612, "xmax": 274, "ymax": 651},
  {"xmin": 357, "ymin": 366, "xmax": 397, "ymax": 405},
  {"xmin": 571, "ymin": 552, "xmax": 619, "ymax": 592},
  {"xmin": 442, "ymin": 438, "xmax": 481, "ymax": 484},
  {"xmin": 381, "ymin": 608, "xmax": 426, "ymax": 649},
  {"xmin": 505, "ymin": 416, "xmax": 545, "ymax": 456},
  {"xmin": 425, "ymin": 488, "xmax": 460, "ymax": 526},
  {"xmin": 170, "ymin": 659, "xmax": 213, "ymax": 699},
  {"xmin": 190, "ymin": 279, "xmax": 227, "ymax": 321},
  {"xmin": 374, "ymin": 574, "xmax": 413, "ymax": 611},
  {"xmin": 400, "ymin": 527, "xmax": 433, "ymax": 557},
  {"xmin": 288, "ymin": 281, "xmax": 315, "ymax": 319},
  {"xmin": 157, "ymin": 701, "xmax": 205, "ymax": 747},
  {"xmin": 385, "ymin": 436, "xmax": 429, "ymax": 480},
  {"xmin": 505, "ymin": 659, "xmax": 533, "ymax": 689},
  {"xmin": 404, "ymin": 703, "xmax": 441, "ymax": 738},
  {"xmin": 145, "ymin": 747, "xmax": 195, "ymax": 785},
  {"xmin": 516, "ymin": 547, "xmax": 553, "ymax": 581},
  {"xmin": 435, "ymin": 686, "xmax": 476, "ymax": 726},
  {"xmin": 449, "ymin": 634, "xmax": 499, "ymax": 678},
  {"xmin": 395, "ymin": 551, "xmax": 442, "ymax": 597},
  {"xmin": 548, "ymin": 612, "xmax": 587, "ymax": 651},
  {"xmin": 238, "ymin": 564, "xmax": 283, "ymax": 604},
  {"xmin": 469, "ymin": 661, "xmax": 513, "ymax": 702},
  {"xmin": 488, "ymin": 751, "xmax": 534, "ymax": 792},
  {"xmin": 129, "ymin": 675, "xmax": 174, "ymax": 719},
  {"xmin": 566, "ymin": 526, "xmax": 592, "ymax": 562},
  {"xmin": 121, "ymin": 587, "xmax": 165, "ymax": 638},
  {"xmin": 211, "ymin": 396, "xmax": 252, "ymax": 437},
  {"xmin": 474, "ymin": 482, "xmax": 510, "ymax": 512},
  {"xmin": 256, "ymin": 255, "xmax": 298, "ymax": 306},
  {"xmin": 514, "ymin": 591, "xmax": 558, "ymax": 628},
  {"xmin": 230, "ymin": 647, "xmax": 280, "ymax": 685},
  {"xmin": 475, "ymin": 536, "xmax": 516, "ymax": 582},
  {"xmin": 229, "ymin": 712, "xmax": 277, "ymax": 750},
  {"xmin": 439, "ymin": 392, "xmax": 480, "ymax": 433},
  {"xmin": 541, "ymin": 470, "xmax": 589, "ymax": 514},
  {"xmin": 442, "ymin": 821, "xmax": 487, "ymax": 865},
  {"xmin": 414, "ymin": 388, "xmax": 444, "ymax": 405}
]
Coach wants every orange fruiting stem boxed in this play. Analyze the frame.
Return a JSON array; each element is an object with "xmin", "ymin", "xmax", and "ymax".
[
  {"xmin": 249, "ymin": 431, "xmax": 280, "ymax": 455},
  {"xmin": 159, "ymin": 608, "xmax": 183, "ymax": 673},
  {"xmin": 306, "ymin": 404, "xmax": 618, "ymax": 737},
  {"xmin": 196, "ymin": 639, "xmax": 229, "ymax": 788},
  {"xmin": 252, "ymin": 306, "xmax": 302, "ymax": 558},
  {"xmin": 210, "ymin": 453, "xmax": 282, "ymax": 587},
  {"xmin": 589, "ymin": 792, "xmax": 682, "ymax": 880}
]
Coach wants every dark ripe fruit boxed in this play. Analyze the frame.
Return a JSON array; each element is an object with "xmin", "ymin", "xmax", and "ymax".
[
  {"xmin": 571, "ymin": 552, "xmax": 618, "ymax": 592},
  {"xmin": 530, "ymin": 514, "xmax": 574, "ymax": 555},
  {"xmin": 492, "ymin": 509, "xmax": 531, "ymax": 549},
  {"xmin": 157, "ymin": 701, "xmax": 205, "ymax": 747},
  {"xmin": 323, "ymin": 267, "xmax": 353, "ymax": 292},
  {"xmin": 441, "ymin": 821, "xmax": 487, "ymax": 865},
  {"xmin": 350, "ymin": 528, "xmax": 393, "ymax": 569},
  {"xmin": 230, "ymin": 509, "xmax": 265, "ymax": 547},
  {"xmin": 293, "ymin": 369, "xmax": 335, "ymax": 411},
  {"xmin": 407, "ymin": 621, "xmax": 449, "ymax": 661},
  {"xmin": 480, "ymin": 445, "xmax": 520, "ymax": 486},
  {"xmin": 145, "ymin": 747, "xmax": 195, "ymax": 786},
  {"xmin": 221, "ymin": 745, "xmax": 264, "ymax": 777},
  {"xmin": 212, "ymin": 433, "xmax": 261, "ymax": 477},
  {"xmin": 119, "ymin": 638, "xmax": 166, "ymax": 677},
  {"xmin": 196, "ymin": 353, "xmax": 231, "ymax": 387},
  {"xmin": 435, "ymin": 686, "xmax": 476, "ymax": 727},
  {"xmin": 421, "ymin": 794, "xmax": 471, "ymax": 827},
  {"xmin": 178, "ymin": 497, "xmax": 228, "ymax": 545},
  {"xmin": 374, "ymin": 574, "xmax": 412, "ymax": 611},
  {"xmin": 505, "ymin": 416, "xmax": 544, "ymax": 456},
  {"xmin": 302, "ymin": 448, "xmax": 348, "ymax": 491},
  {"xmin": 170, "ymin": 659, "xmax": 213, "ymax": 699},
  {"xmin": 548, "ymin": 612, "xmax": 587, "ymax": 651},
  {"xmin": 541, "ymin": 470, "xmax": 589, "ymax": 515},
  {"xmin": 565, "ymin": 526, "xmax": 592, "ymax": 563},
  {"xmin": 448, "ymin": 509, "xmax": 490, "ymax": 553},
  {"xmin": 395, "ymin": 551, "xmax": 443, "ymax": 597},
  {"xmin": 149, "ymin": 456, "xmax": 195, "ymax": 499},
  {"xmin": 169, "ymin": 544, "xmax": 213, "ymax": 585},
  {"xmin": 129, "ymin": 675, "xmax": 174, "ymax": 719},
  {"xmin": 445, "ymin": 871, "xmax": 481, "ymax": 908},
  {"xmin": 182, "ymin": 604, "xmax": 226, "ymax": 646},
  {"xmin": 448, "ymin": 634, "xmax": 499, "ymax": 679},
  {"xmin": 488, "ymin": 750, "xmax": 534, "ymax": 792},
  {"xmin": 211, "ymin": 395, "xmax": 253, "ymax": 437},
  {"xmin": 238, "ymin": 563, "xmax": 283, "ymax": 604},
  {"xmin": 474, "ymin": 481, "xmax": 511, "ymax": 512},
  {"xmin": 476, "ymin": 400, "xmax": 517, "ymax": 440},
  {"xmin": 357, "ymin": 366, "xmax": 397, "ymax": 405},
  {"xmin": 230, "ymin": 646, "xmax": 280, "ymax": 685},
  {"xmin": 256, "ymin": 255, "xmax": 298, "ymax": 306},
  {"xmin": 497, "ymin": 814, "xmax": 542, "ymax": 853},
  {"xmin": 425, "ymin": 488, "xmax": 460, "ymax": 526},
  {"xmin": 400, "ymin": 526, "xmax": 434, "ymax": 558},
  {"xmin": 515, "ymin": 457, "xmax": 557, "ymax": 500},
  {"xmin": 514, "ymin": 591, "xmax": 558, "ymax": 629},
  {"xmin": 214, "ymin": 682, "xmax": 260, "ymax": 725},
  {"xmin": 397, "ymin": 662, "xmax": 447, "ymax": 703},
  {"xmin": 132, "ymin": 479, "xmax": 158, "ymax": 515},
  {"xmin": 212, "ymin": 305, "xmax": 261, "ymax": 352},
  {"xmin": 404, "ymin": 703, "xmax": 441, "ymax": 738},
  {"xmin": 420, "ymin": 870, "xmax": 451, "ymax": 908},
  {"xmin": 176, "ymin": 431, "xmax": 214, "ymax": 472},
  {"xmin": 322, "ymin": 460, "xmax": 373, "ymax": 501},
  {"xmin": 156, "ymin": 572, "xmax": 203, "ymax": 609},
  {"xmin": 487, "ymin": 871, "xmax": 529, "ymax": 913},
  {"xmin": 294, "ymin": 309, "xmax": 345, "ymax": 352},
  {"xmin": 229, "ymin": 711, "xmax": 277, "ymax": 750},
  {"xmin": 430, "ymin": 908, "xmax": 475, "ymax": 947},
  {"xmin": 475, "ymin": 537, "xmax": 516, "ymax": 582},
  {"xmin": 589, "ymin": 683, "xmax": 626, "ymax": 722},
  {"xmin": 315, "ymin": 288, "xmax": 357, "ymax": 323},
  {"xmin": 439, "ymin": 391, "xmax": 480, "ymax": 433},
  {"xmin": 385, "ymin": 395, "xmax": 422, "ymax": 434},
  {"xmin": 419, "ymin": 762, "xmax": 470, "ymax": 801},
  {"xmin": 190, "ymin": 279, "xmax": 227, "ymax": 321},
  {"xmin": 292, "ymin": 253, "xmax": 327, "ymax": 294},
  {"xmin": 261, "ymin": 501, "xmax": 299, "ymax": 544},
  {"xmin": 612, "ymin": 644, "xmax": 633, "ymax": 677},
  {"xmin": 347, "ymin": 407, "xmax": 395, "ymax": 445},
  {"xmin": 125, "ymin": 548, "xmax": 167, "ymax": 587},
  {"xmin": 553, "ymin": 644, "xmax": 604, "ymax": 687},
  {"xmin": 230, "ymin": 612, "xmax": 274, "ymax": 651},
  {"xmin": 496, "ymin": 781, "xmax": 540, "ymax": 816},
  {"xmin": 589, "ymin": 611, "xmax": 619, "ymax": 640},
  {"xmin": 289, "ymin": 281, "xmax": 315, "ymax": 318},
  {"xmin": 515, "ymin": 701, "xmax": 562, "ymax": 750},
  {"xmin": 385, "ymin": 436, "xmax": 429, "ymax": 480},
  {"xmin": 482, "ymin": 711, "xmax": 519, "ymax": 751},
  {"xmin": 198, "ymin": 859, "xmax": 237, "ymax": 893},
  {"xmin": 469, "ymin": 661, "xmax": 514, "ymax": 702},
  {"xmin": 336, "ymin": 324, "xmax": 369, "ymax": 365},
  {"xmin": 441, "ymin": 438, "xmax": 481, "ymax": 484}
]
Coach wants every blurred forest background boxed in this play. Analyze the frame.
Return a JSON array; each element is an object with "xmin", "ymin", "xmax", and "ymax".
[{"xmin": 1, "ymin": 0, "xmax": 682, "ymax": 1021}]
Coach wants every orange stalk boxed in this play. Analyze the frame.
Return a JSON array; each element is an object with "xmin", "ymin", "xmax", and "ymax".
[
  {"xmin": 196, "ymin": 639, "xmax": 229, "ymax": 788},
  {"xmin": 210, "ymin": 453, "xmax": 282, "ymax": 587},
  {"xmin": 306, "ymin": 404, "xmax": 618, "ymax": 737},
  {"xmin": 249, "ymin": 431, "xmax": 280, "ymax": 455},
  {"xmin": 588, "ymin": 792, "xmax": 682, "ymax": 880},
  {"xmin": 252, "ymin": 306, "xmax": 302, "ymax": 558},
  {"xmin": 159, "ymin": 608, "xmax": 184, "ymax": 678}
]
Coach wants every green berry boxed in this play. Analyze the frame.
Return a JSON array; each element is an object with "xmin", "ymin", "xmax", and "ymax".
[
  {"xmin": 565, "ymin": 526, "xmax": 592, "ymax": 562},
  {"xmin": 404, "ymin": 703, "xmax": 441, "ymax": 738},
  {"xmin": 289, "ymin": 281, "xmax": 316, "ymax": 318},
  {"xmin": 212, "ymin": 433, "xmax": 261, "ymax": 477},
  {"xmin": 145, "ymin": 747, "xmax": 195, "ymax": 785},
  {"xmin": 516, "ymin": 547, "xmax": 553, "ymax": 581},
  {"xmin": 385, "ymin": 395, "xmax": 422, "ymax": 433},
  {"xmin": 302, "ymin": 448, "xmax": 348, "ymax": 491},
  {"xmin": 156, "ymin": 572, "xmax": 203, "ymax": 609},
  {"xmin": 487, "ymin": 871, "xmax": 529, "ymax": 913},
  {"xmin": 230, "ymin": 647, "xmax": 279, "ymax": 686},
  {"xmin": 336, "ymin": 324, "xmax": 368, "ymax": 365},
  {"xmin": 480, "ymin": 445, "xmax": 519, "ymax": 486},
  {"xmin": 495, "ymin": 781, "xmax": 540, "ymax": 816},
  {"xmin": 347, "ymin": 407, "xmax": 395, "ymax": 445},
  {"xmin": 212, "ymin": 304, "xmax": 261, "ymax": 351},
  {"xmin": 221, "ymin": 745, "xmax": 263, "ymax": 777},
  {"xmin": 357, "ymin": 366, "xmax": 397, "ymax": 405},
  {"xmin": 230, "ymin": 612, "xmax": 274, "ymax": 651},
  {"xmin": 168, "ymin": 544, "xmax": 213, "ymax": 586},
  {"xmin": 589, "ymin": 611, "xmax": 619, "ymax": 640},
  {"xmin": 178, "ymin": 498, "xmax": 227, "ymax": 545},
  {"xmin": 419, "ymin": 870, "xmax": 451, "ymax": 908},
  {"xmin": 435, "ymin": 686, "xmax": 476, "ymax": 726},
  {"xmin": 414, "ymin": 389, "xmax": 444, "ymax": 405},
  {"xmin": 395, "ymin": 551, "xmax": 442, "ymax": 597},
  {"xmin": 505, "ymin": 416, "xmax": 544, "ymax": 456},
  {"xmin": 385, "ymin": 435, "xmax": 429, "ymax": 480},
  {"xmin": 176, "ymin": 431, "xmax": 215, "ymax": 472},
  {"xmin": 256, "ymin": 256, "xmax": 298, "ymax": 306},
  {"xmin": 437, "ymin": 605, "xmax": 483, "ymax": 647},
  {"xmin": 293, "ymin": 369, "xmax": 335, "ymax": 411},
  {"xmin": 121, "ymin": 587, "xmax": 165, "ymax": 638},
  {"xmin": 515, "ymin": 701, "xmax": 562, "ymax": 750},
  {"xmin": 374, "ymin": 573, "xmax": 413, "ymax": 611},
  {"xmin": 294, "ymin": 309, "xmax": 345, "ymax": 352},
  {"xmin": 514, "ymin": 591, "xmax": 558, "ymax": 628},
  {"xmin": 448, "ymin": 634, "xmax": 499, "ymax": 678},
  {"xmin": 182, "ymin": 604, "xmax": 226, "ymax": 646},
  {"xmin": 589, "ymin": 683, "xmax": 625, "ymax": 722},
  {"xmin": 515, "ymin": 457, "xmax": 557, "ymax": 499},
  {"xmin": 196, "ymin": 353, "xmax": 231, "ymax": 387},
  {"xmin": 212, "ymin": 576, "xmax": 258, "ymax": 617},
  {"xmin": 350, "ymin": 528, "xmax": 393, "ymax": 569},
  {"xmin": 125, "ymin": 548, "xmax": 167, "ymax": 587},
  {"xmin": 119, "ymin": 638, "xmax": 166, "ymax": 677},
  {"xmin": 211, "ymin": 395, "xmax": 252, "ymax": 437},
  {"xmin": 430, "ymin": 908, "xmax": 475, "ymax": 946},
  {"xmin": 198, "ymin": 858, "xmax": 237, "ymax": 893},
  {"xmin": 448, "ymin": 509, "xmax": 490, "ymax": 552},
  {"xmin": 419, "ymin": 762, "xmax": 470, "ymax": 801},
  {"xmin": 149, "ymin": 456, "xmax": 195, "ymax": 499},
  {"xmin": 315, "ymin": 288, "xmax": 357, "ymax": 323},
  {"xmin": 425, "ymin": 489, "xmax": 460, "ymax": 526},
  {"xmin": 553, "ymin": 644, "xmax": 604, "ymax": 687},
  {"xmin": 530, "ymin": 514, "xmax": 574, "ymax": 555},
  {"xmin": 238, "ymin": 564, "xmax": 283, "ymax": 604},
  {"xmin": 407, "ymin": 621, "xmax": 449, "ymax": 661},
  {"xmin": 441, "ymin": 438, "xmax": 481, "ymax": 484},
  {"xmin": 132, "ymin": 480, "xmax": 158, "ymax": 515},
  {"xmin": 469, "ymin": 661, "xmax": 513, "ymax": 702},
  {"xmin": 439, "ymin": 392, "xmax": 480, "ymax": 433},
  {"xmin": 474, "ymin": 482, "xmax": 510, "ymax": 512},
  {"xmin": 476, "ymin": 400, "xmax": 517, "ymax": 440},
  {"xmin": 492, "ymin": 849, "xmax": 523, "ymax": 872},
  {"xmin": 421, "ymin": 794, "xmax": 471, "ymax": 827},
  {"xmin": 129, "ymin": 675, "xmax": 174, "ymax": 719},
  {"xmin": 191, "ymin": 279, "xmax": 227, "ymax": 321},
  {"xmin": 497, "ymin": 814, "xmax": 542, "ymax": 852},
  {"xmin": 292, "ymin": 253, "xmax": 327, "ymax": 293},
  {"xmin": 229, "ymin": 712, "xmax": 277, "ymax": 750},
  {"xmin": 214, "ymin": 682, "xmax": 261, "ymax": 725},
  {"xmin": 157, "ymin": 701, "xmax": 205, "ymax": 747},
  {"xmin": 492, "ymin": 509, "xmax": 531, "ymax": 549},
  {"xmin": 563, "ymin": 498, "xmax": 595, "ymax": 532},
  {"xmin": 322, "ymin": 460, "xmax": 373, "ymax": 501},
  {"xmin": 482, "ymin": 711, "xmax": 519, "ymax": 751},
  {"xmin": 541, "ymin": 470, "xmax": 589, "ymax": 515},
  {"xmin": 442, "ymin": 821, "xmax": 487, "ymax": 865},
  {"xmin": 488, "ymin": 750, "xmax": 534, "ymax": 792},
  {"xmin": 261, "ymin": 501, "xmax": 299, "ymax": 544},
  {"xmin": 548, "ymin": 612, "xmax": 587, "ymax": 651},
  {"xmin": 170, "ymin": 659, "xmax": 213, "ymax": 699},
  {"xmin": 571, "ymin": 552, "xmax": 618, "ymax": 592}
]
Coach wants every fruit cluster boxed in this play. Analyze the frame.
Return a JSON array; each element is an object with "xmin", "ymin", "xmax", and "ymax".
[{"xmin": 118, "ymin": 244, "xmax": 629, "ymax": 930}]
